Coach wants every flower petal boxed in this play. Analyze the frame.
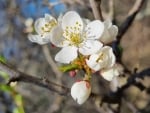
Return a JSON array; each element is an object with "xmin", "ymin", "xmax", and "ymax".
[
  {"xmin": 103, "ymin": 19, "xmax": 112, "ymax": 28},
  {"xmin": 50, "ymin": 25, "xmax": 67, "ymax": 47},
  {"xmin": 62, "ymin": 11, "xmax": 83, "ymax": 31},
  {"xmin": 105, "ymin": 46, "xmax": 116, "ymax": 68},
  {"xmin": 79, "ymin": 40, "xmax": 103, "ymax": 55},
  {"xmin": 109, "ymin": 25, "xmax": 118, "ymax": 38},
  {"xmin": 34, "ymin": 18, "xmax": 45, "ymax": 34},
  {"xmin": 100, "ymin": 68, "xmax": 115, "ymax": 81},
  {"xmin": 100, "ymin": 20, "xmax": 118, "ymax": 44},
  {"xmin": 86, "ymin": 20, "xmax": 104, "ymax": 39},
  {"xmin": 44, "ymin": 14, "xmax": 55, "ymax": 22},
  {"xmin": 34, "ymin": 14, "xmax": 56, "ymax": 35},
  {"xmin": 28, "ymin": 34, "xmax": 50, "ymax": 45},
  {"xmin": 86, "ymin": 54, "xmax": 102, "ymax": 71},
  {"xmin": 55, "ymin": 46, "xmax": 78, "ymax": 64}
]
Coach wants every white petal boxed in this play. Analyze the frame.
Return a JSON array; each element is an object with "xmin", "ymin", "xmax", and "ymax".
[
  {"xmin": 101, "ymin": 68, "xmax": 115, "ymax": 81},
  {"xmin": 82, "ymin": 18, "xmax": 91, "ymax": 25},
  {"xmin": 50, "ymin": 25, "xmax": 66, "ymax": 47},
  {"xmin": 100, "ymin": 20, "xmax": 118, "ymax": 44},
  {"xmin": 71, "ymin": 81, "xmax": 91, "ymax": 105},
  {"xmin": 34, "ymin": 14, "xmax": 56, "ymax": 35},
  {"xmin": 44, "ymin": 14, "xmax": 55, "ymax": 22},
  {"xmin": 55, "ymin": 46, "xmax": 78, "ymax": 64},
  {"xmin": 86, "ymin": 20, "xmax": 104, "ymax": 39},
  {"xmin": 28, "ymin": 34, "xmax": 50, "ymax": 45},
  {"xmin": 79, "ymin": 40, "xmax": 103, "ymax": 55},
  {"xmin": 86, "ymin": 54, "xmax": 102, "ymax": 71},
  {"xmin": 109, "ymin": 52, "xmax": 116, "ymax": 67},
  {"xmin": 62, "ymin": 11, "xmax": 83, "ymax": 31},
  {"xmin": 103, "ymin": 19, "xmax": 112, "ymax": 28},
  {"xmin": 100, "ymin": 46, "xmax": 116, "ymax": 68},
  {"xmin": 106, "ymin": 46, "xmax": 116, "ymax": 68},
  {"xmin": 109, "ymin": 25, "xmax": 118, "ymax": 38},
  {"xmin": 34, "ymin": 18, "xmax": 45, "ymax": 34},
  {"xmin": 57, "ymin": 13, "xmax": 63, "ymax": 23}
]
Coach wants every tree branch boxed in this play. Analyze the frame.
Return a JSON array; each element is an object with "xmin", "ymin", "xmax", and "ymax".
[
  {"xmin": 0, "ymin": 61, "xmax": 70, "ymax": 96},
  {"xmin": 0, "ymin": 61, "xmax": 150, "ymax": 105},
  {"xmin": 89, "ymin": 0, "xmax": 103, "ymax": 20},
  {"xmin": 101, "ymin": 67, "xmax": 150, "ymax": 104},
  {"xmin": 117, "ymin": 0, "xmax": 145, "ymax": 44}
]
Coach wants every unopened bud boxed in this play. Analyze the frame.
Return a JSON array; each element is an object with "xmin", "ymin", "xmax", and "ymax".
[
  {"xmin": 71, "ymin": 80, "xmax": 91, "ymax": 104},
  {"xmin": 69, "ymin": 70, "xmax": 77, "ymax": 77}
]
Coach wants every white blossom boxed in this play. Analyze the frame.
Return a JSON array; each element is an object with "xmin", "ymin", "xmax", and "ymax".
[
  {"xmin": 28, "ymin": 14, "xmax": 57, "ymax": 45},
  {"xmin": 100, "ymin": 20, "xmax": 118, "ymax": 44},
  {"xmin": 71, "ymin": 80, "xmax": 91, "ymax": 105},
  {"xmin": 51, "ymin": 11, "xmax": 104, "ymax": 64},
  {"xmin": 86, "ymin": 46, "xmax": 116, "ymax": 72}
]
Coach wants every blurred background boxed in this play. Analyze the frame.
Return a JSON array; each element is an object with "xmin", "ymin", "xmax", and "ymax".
[{"xmin": 0, "ymin": 0, "xmax": 150, "ymax": 113}]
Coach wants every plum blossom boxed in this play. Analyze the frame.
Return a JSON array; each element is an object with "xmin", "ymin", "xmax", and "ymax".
[
  {"xmin": 86, "ymin": 46, "xmax": 116, "ymax": 72},
  {"xmin": 71, "ymin": 80, "xmax": 91, "ymax": 105},
  {"xmin": 100, "ymin": 20, "xmax": 118, "ymax": 44},
  {"xmin": 28, "ymin": 14, "xmax": 57, "ymax": 45},
  {"xmin": 51, "ymin": 11, "xmax": 104, "ymax": 64}
]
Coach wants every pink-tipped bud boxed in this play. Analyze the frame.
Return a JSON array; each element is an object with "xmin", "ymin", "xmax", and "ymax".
[
  {"xmin": 69, "ymin": 70, "xmax": 77, "ymax": 77},
  {"xmin": 71, "ymin": 80, "xmax": 91, "ymax": 105}
]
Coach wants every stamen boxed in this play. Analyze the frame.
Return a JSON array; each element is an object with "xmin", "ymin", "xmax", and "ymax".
[
  {"xmin": 63, "ymin": 21, "xmax": 85, "ymax": 47},
  {"xmin": 96, "ymin": 53, "xmax": 104, "ymax": 62},
  {"xmin": 40, "ymin": 19, "xmax": 57, "ymax": 34}
]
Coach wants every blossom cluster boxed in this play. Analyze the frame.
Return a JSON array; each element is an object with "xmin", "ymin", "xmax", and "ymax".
[{"xmin": 28, "ymin": 11, "xmax": 120, "ymax": 105}]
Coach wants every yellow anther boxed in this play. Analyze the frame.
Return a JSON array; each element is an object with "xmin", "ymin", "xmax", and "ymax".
[
  {"xmin": 69, "ymin": 33, "xmax": 83, "ymax": 46},
  {"xmin": 96, "ymin": 53, "xmax": 104, "ymax": 62},
  {"xmin": 76, "ymin": 21, "xmax": 79, "ymax": 24}
]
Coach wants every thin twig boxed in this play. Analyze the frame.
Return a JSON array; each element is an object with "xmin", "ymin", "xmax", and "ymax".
[
  {"xmin": 109, "ymin": 0, "xmax": 115, "ymax": 22},
  {"xmin": 117, "ymin": 0, "xmax": 145, "ymax": 44},
  {"xmin": 42, "ymin": 45, "xmax": 64, "ymax": 113},
  {"xmin": 89, "ymin": 0, "xmax": 103, "ymax": 20},
  {"xmin": 42, "ymin": 45, "xmax": 62, "ymax": 78},
  {"xmin": 0, "ymin": 61, "xmax": 69, "ymax": 96}
]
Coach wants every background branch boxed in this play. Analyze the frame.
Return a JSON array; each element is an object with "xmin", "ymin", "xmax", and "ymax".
[
  {"xmin": 0, "ymin": 61, "xmax": 150, "ymax": 105},
  {"xmin": 117, "ymin": 0, "xmax": 145, "ymax": 44},
  {"xmin": 89, "ymin": 0, "xmax": 103, "ymax": 20},
  {"xmin": 0, "ymin": 61, "xmax": 69, "ymax": 96},
  {"xmin": 101, "ymin": 67, "xmax": 150, "ymax": 104}
]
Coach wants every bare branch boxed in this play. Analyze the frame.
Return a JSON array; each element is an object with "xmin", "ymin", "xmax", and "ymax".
[
  {"xmin": 42, "ymin": 45, "xmax": 64, "ymax": 113},
  {"xmin": 89, "ymin": 0, "xmax": 103, "ymax": 20},
  {"xmin": 117, "ymin": 0, "xmax": 145, "ymax": 44},
  {"xmin": 42, "ymin": 45, "xmax": 62, "ymax": 78},
  {"xmin": 108, "ymin": 0, "xmax": 115, "ymax": 21},
  {"xmin": 0, "ymin": 60, "xmax": 150, "ymax": 104},
  {"xmin": 0, "ymin": 61, "xmax": 69, "ymax": 96},
  {"xmin": 101, "ymin": 67, "xmax": 150, "ymax": 104}
]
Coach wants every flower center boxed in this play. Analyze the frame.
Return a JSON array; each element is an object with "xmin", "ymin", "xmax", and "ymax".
[
  {"xmin": 69, "ymin": 33, "xmax": 83, "ymax": 46},
  {"xmin": 64, "ymin": 21, "xmax": 84, "ymax": 47},
  {"xmin": 41, "ymin": 20, "xmax": 57, "ymax": 33}
]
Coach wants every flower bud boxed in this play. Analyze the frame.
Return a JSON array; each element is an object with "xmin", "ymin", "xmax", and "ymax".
[
  {"xmin": 71, "ymin": 80, "xmax": 91, "ymax": 105},
  {"xmin": 69, "ymin": 70, "xmax": 77, "ymax": 77}
]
